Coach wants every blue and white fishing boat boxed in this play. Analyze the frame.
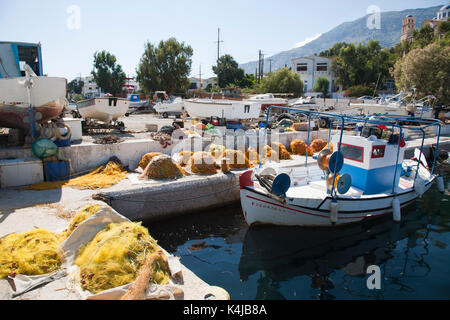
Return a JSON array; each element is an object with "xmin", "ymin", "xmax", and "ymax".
[{"xmin": 239, "ymin": 106, "xmax": 444, "ymax": 227}]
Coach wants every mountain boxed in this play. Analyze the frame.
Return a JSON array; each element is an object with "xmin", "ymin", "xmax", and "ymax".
[{"xmin": 239, "ymin": 5, "xmax": 442, "ymax": 74}]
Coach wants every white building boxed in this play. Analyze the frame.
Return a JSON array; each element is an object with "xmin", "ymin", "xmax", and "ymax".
[
  {"xmin": 189, "ymin": 77, "xmax": 217, "ymax": 90},
  {"xmin": 437, "ymin": 4, "xmax": 450, "ymax": 20},
  {"xmin": 291, "ymin": 56, "xmax": 335, "ymax": 94},
  {"xmin": 81, "ymin": 75, "xmax": 101, "ymax": 98}
]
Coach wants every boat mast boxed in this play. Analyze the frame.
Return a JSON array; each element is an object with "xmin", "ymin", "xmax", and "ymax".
[{"xmin": 215, "ymin": 27, "xmax": 223, "ymax": 90}]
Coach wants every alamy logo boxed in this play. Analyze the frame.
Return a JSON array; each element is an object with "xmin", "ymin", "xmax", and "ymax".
[
  {"xmin": 366, "ymin": 5, "xmax": 381, "ymax": 30},
  {"xmin": 67, "ymin": 5, "xmax": 81, "ymax": 30},
  {"xmin": 366, "ymin": 265, "xmax": 381, "ymax": 290}
]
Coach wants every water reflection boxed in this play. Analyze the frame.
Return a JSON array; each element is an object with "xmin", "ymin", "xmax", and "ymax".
[
  {"xmin": 147, "ymin": 182, "xmax": 449, "ymax": 300},
  {"xmin": 239, "ymin": 204, "xmax": 441, "ymax": 299}
]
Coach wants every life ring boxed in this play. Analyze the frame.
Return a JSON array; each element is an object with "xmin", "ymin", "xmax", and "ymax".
[
  {"xmin": 153, "ymin": 94, "xmax": 157, "ymax": 100},
  {"xmin": 54, "ymin": 123, "xmax": 72, "ymax": 141},
  {"xmin": 39, "ymin": 123, "xmax": 55, "ymax": 140}
]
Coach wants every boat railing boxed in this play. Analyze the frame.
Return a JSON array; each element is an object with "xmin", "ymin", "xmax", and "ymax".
[{"xmin": 262, "ymin": 106, "xmax": 442, "ymax": 198}]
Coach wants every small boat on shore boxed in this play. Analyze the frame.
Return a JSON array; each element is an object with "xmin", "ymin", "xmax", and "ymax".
[
  {"xmin": 77, "ymin": 97, "xmax": 129, "ymax": 123},
  {"xmin": 239, "ymin": 107, "xmax": 444, "ymax": 227},
  {"xmin": 154, "ymin": 97, "xmax": 184, "ymax": 118},
  {"xmin": 0, "ymin": 41, "xmax": 67, "ymax": 131},
  {"xmin": 184, "ymin": 98, "xmax": 261, "ymax": 120},
  {"xmin": 244, "ymin": 93, "xmax": 287, "ymax": 111}
]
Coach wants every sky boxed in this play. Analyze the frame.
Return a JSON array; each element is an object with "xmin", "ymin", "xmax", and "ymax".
[{"xmin": 0, "ymin": 0, "xmax": 446, "ymax": 81}]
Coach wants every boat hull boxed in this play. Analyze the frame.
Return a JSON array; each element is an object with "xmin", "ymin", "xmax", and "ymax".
[
  {"xmin": 0, "ymin": 76, "xmax": 67, "ymax": 131},
  {"xmin": 77, "ymin": 97, "xmax": 129, "ymax": 122},
  {"xmin": 240, "ymin": 178, "xmax": 434, "ymax": 227},
  {"xmin": 154, "ymin": 99, "xmax": 184, "ymax": 114},
  {"xmin": 184, "ymin": 99, "xmax": 261, "ymax": 120}
]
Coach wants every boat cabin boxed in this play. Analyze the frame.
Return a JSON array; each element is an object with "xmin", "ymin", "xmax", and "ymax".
[
  {"xmin": 0, "ymin": 42, "xmax": 43, "ymax": 78},
  {"xmin": 331, "ymin": 130, "xmax": 406, "ymax": 195}
]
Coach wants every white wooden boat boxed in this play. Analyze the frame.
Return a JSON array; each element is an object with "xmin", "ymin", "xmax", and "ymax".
[
  {"xmin": 154, "ymin": 97, "xmax": 184, "ymax": 118},
  {"xmin": 0, "ymin": 41, "xmax": 67, "ymax": 131},
  {"xmin": 239, "ymin": 108, "xmax": 443, "ymax": 227},
  {"xmin": 76, "ymin": 97, "xmax": 129, "ymax": 123},
  {"xmin": 0, "ymin": 76, "xmax": 68, "ymax": 131},
  {"xmin": 244, "ymin": 93, "xmax": 287, "ymax": 111},
  {"xmin": 184, "ymin": 98, "xmax": 261, "ymax": 120}
]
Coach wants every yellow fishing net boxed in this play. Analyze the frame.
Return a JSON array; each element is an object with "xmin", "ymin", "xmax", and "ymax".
[
  {"xmin": 245, "ymin": 147, "xmax": 261, "ymax": 165},
  {"xmin": 208, "ymin": 144, "xmax": 226, "ymax": 160},
  {"xmin": 262, "ymin": 145, "xmax": 280, "ymax": 162},
  {"xmin": 74, "ymin": 222, "xmax": 170, "ymax": 294},
  {"xmin": 310, "ymin": 139, "xmax": 328, "ymax": 153},
  {"xmin": 26, "ymin": 161, "xmax": 127, "ymax": 191},
  {"xmin": 139, "ymin": 154, "xmax": 185, "ymax": 180},
  {"xmin": 138, "ymin": 153, "xmax": 163, "ymax": 170},
  {"xmin": 189, "ymin": 152, "xmax": 218, "ymax": 175},
  {"xmin": 271, "ymin": 142, "xmax": 292, "ymax": 160},
  {"xmin": 57, "ymin": 204, "xmax": 103, "ymax": 242},
  {"xmin": 222, "ymin": 150, "xmax": 252, "ymax": 169},
  {"xmin": 178, "ymin": 151, "xmax": 193, "ymax": 167},
  {"xmin": 0, "ymin": 229, "xmax": 62, "ymax": 278},
  {"xmin": 290, "ymin": 139, "xmax": 314, "ymax": 156}
]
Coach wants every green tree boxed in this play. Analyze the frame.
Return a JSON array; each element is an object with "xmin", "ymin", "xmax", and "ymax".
[
  {"xmin": 329, "ymin": 40, "xmax": 393, "ymax": 90},
  {"xmin": 258, "ymin": 67, "xmax": 303, "ymax": 97},
  {"xmin": 393, "ymin": 43, "xmax": 450, "ymax": 105},
  {"xmin": 67, "ymin": 78, "xmax": 84, "ymax": 96},
  {"xmin": 91, "ymin": 51, "xmax": 126, "ymax": 96},
  {"xmin": 313, "ymin": 77, "xmax": 330, "ymax": 100},
  {"xmin": 411, "ymin": 24, "xmax": 436, "ymax": 49},
  {"xmin": 238, "ymin": 73, "xmax": 257, "ymax": 89},
  {"xmin": 212, "ymin": 54, "xmax": 244, "ymax": 88},
  {"xmin": 136, "ymin": 38, "xmax": 193, "ymax": 95}
]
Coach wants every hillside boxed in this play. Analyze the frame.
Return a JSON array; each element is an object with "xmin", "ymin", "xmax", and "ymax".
[{"xmin": 239, "ymin": 5, "xmax": 442, "ymax": 74}]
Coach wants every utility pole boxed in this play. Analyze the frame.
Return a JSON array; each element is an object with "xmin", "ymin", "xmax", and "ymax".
[
  {"xmin": 214, "ymin": 28, "xmax": 224, "ymax": 88},
  {"xmin": 258, "ymin": 50, "xmax": 261, "ymax": 83},
  {"xmin": 199, "ymin": 64, "xmax": 203, "ymax": 89},
  {"xmin": 258, "ymin": 50, "xmax": 265, "ymax": 83}
]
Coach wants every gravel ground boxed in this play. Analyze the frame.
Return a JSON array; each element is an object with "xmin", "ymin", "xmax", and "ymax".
[{"xmin": 80, "ymin": 113, "xmax": 194, "ymax": 143}]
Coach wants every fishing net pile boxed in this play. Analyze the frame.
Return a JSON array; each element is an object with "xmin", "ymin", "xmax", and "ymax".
[
  {"xmin": 177, "ymin": 151, "xmax": 193, "ymax": 167},
  {"xmin": 150, "ymin": 132, "xmax": 172, "ymax": 148},
  {"xmin": 74, "ymin": 221, "xmax": 170, "ymax": 294},
  {"xmin": 262, "ymin": 145, "xmax": 280, "ymax": 162},
  {"xmin": 188, "ymin": 152, "xmax": 218, "ymax": 175},
  {"xmin": 57, "ymin": 204, "xmax": 103, "ymax": 242},
  {"xmin": 26, "ymin": 161, "xmax": 126, "ymax": 191},
  {"xmin": 290, "ymin": 139, "xmax": 314, "ymax": 156},
  {"xmin": 221, "ymin": 149, "xmax": 252, "ymax": 169},
  {"xmin": 0, "ymin": 229, "xmax": 62, "ymax": 278},
  {"xmin": 0, "ymin": 204, "xmax": 106, "ymax": 279},
  {"xmin": 246, "ymin": 147, "xmax": 261, "ymax": 165},
  {"xmin": 310, "ymin": 139, "xmax": 328, "ymax": 153},
  {"xmin": 271, "ymin": 142, "xmax": 292, "ymax": 160},
  {"xmin": 138, "ymin": 152, "xmax": 162, "ymax": 170},
  {"xmin": 139, "ymin": 154, "xmax": 185, "ymax": 180},
  {"xmin": 207, "ymin": 144, "xmax": 226, "ymax": 160}
]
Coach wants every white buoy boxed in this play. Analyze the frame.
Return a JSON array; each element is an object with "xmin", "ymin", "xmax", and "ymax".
[
  {"xmin": 392, "ymin": 197, "xmax": 401, "ymax": 222},
  {"xmin": 414, "ymin": 178, "xmax": 425, "ymax": 198},
  {"xmin": 436, "ymin": 176, "xmax": 445, "ymax": 194},
  {"xmin": 330, "ymin": 199, "xmax": 339, "ymax": 225}
]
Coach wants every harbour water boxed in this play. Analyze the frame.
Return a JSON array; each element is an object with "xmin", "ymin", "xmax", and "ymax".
[{"xmin": 147, "ymin": 175, "xmax": 450, "ymax": 300}]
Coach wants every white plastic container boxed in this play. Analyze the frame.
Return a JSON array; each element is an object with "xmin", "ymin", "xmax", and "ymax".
[
  {"xmin": 62, "ymin": 118, "xmax": 83, "ymax": 143},
  {"xmin": 0, "ymin": 158, "xmax": 44, "ymax": 188}
]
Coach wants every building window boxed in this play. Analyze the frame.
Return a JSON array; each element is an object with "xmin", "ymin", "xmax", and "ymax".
[
  {"xmin": 316, "ymin": 63, "xmax": 328, "ymax": 72},
  {"xmin": 296, "ymin": 63, "xmax": 307, "ymax": 72}
]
